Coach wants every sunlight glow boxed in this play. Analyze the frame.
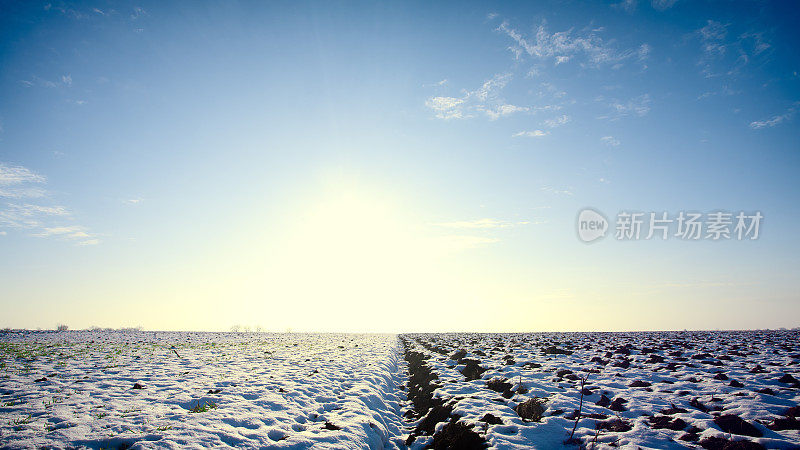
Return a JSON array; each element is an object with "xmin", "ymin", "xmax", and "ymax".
[{"xmin": 254, "ymin": 186, "xmax": 465, "ymax": 331}]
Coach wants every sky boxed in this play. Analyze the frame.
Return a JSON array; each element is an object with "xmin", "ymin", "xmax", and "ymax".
[{"xmin": 0, "ymin": 0, "xmax": 798, "ymax": 332}]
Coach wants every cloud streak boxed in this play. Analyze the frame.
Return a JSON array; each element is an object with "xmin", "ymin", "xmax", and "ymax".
[
  {"xmin": 749, "ymin": 105, "xmax": 796, "ymax": 129},
  {"xmin": 696, "ymin": 20, "xmax": 772, "ymax": 79},
  {"xmin": 0, "ymin": 162, "xmax": 99, "ymax": 245},
  {"xmin": 543, "ymin": 114, "xmax": 571, "ymax": 128},
  {"xmin": 0, "ymin": 163, "xmax": 46, "ymax": 186},
  {"xmin": 597, "ymin": 94, "xmax": 651, "ymax": 120},
  {"xmin": 435, "ymin": 218, "xmax": 531, "ymax": 229},
  {"xmin": 541, "ymin": 186, "xmax": 574, "ymax": 196},
  {"xmin": 0, "ymin": 163, "xmax": 50, "ymax": 204},
  {"xmin": 425, "ymin": 73, "xmax": 530, "ymax": 120},
  {"xmin": 497, "ymin": 20, "xmax": 650, "ymax": 68},
  {"xmin": 601, "ymin": 136, "xmax": 621, "ymax": 146},
  {"xmin": 513, "ymin": 130, "xmax": 547, "ymax": 137}
]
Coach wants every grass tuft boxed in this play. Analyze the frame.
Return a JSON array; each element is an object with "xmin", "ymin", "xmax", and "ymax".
[{"xmin": 189, "ymin": 400, "xmax": 217, "ymax": 413}]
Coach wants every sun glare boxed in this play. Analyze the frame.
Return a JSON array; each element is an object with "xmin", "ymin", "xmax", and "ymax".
[{"xmin": 242, "ymin": 185, "xmax": 477, "ymax": 331}]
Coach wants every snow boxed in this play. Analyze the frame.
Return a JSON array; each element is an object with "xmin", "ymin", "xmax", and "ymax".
[
  {"xmin": 2, "ymin": 330, "xmax": 800, "ymax": 449},
  {"xmin": 0, "ymin": 331, "xmax": 405, "ymax": 449},
  {"xmin": 402, "ymin": 331, "xmax": 800, "ymax": 449}
]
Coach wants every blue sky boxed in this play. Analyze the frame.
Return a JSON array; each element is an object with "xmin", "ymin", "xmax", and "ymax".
[{"xmin": 0, "ymin": 0, "xmax": 798, "ymax": 331}]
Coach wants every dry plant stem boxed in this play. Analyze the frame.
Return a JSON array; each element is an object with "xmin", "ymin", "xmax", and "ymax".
[{"xmin": 569, "ymin": 377, "xmax": 587, "ymax": 441}]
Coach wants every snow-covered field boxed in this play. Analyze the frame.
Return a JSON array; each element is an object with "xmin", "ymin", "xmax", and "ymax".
[
  {"xmin": 402, "ymin": 331, "xmax": 800, "ymax": 449},
  {"xmin": 1, "ymin": 330, "xmax": 799, "ymax": 449},
  {"xmin": 0, "ymin": 331, "xmax": 405, "ymax": 449}
]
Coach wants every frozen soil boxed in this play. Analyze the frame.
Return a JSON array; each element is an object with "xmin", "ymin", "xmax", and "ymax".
[
  {"xmin": 400, "ymin": 330, "xmax": 800, "ymax": 449},
  {"xmin": 1, "ymin": 330, "xmax": 799, "ymax": 449}
]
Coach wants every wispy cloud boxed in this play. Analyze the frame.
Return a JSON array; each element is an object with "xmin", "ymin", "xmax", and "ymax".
[
  {"xmin": 435, "ymin": 218, "xmax": 531, "ymax": 229},
  {"xmin": 425, "ymin": 73, "xmax": 529, "ymax": 120},
  {"xmin": 431, "ymin": 217, "xmax": 539, "ymax": 251},
  {"xmin": 0, "ymin": 203, "xmax": 70, "ymax": 230},
  {"xmin": 44, "ymin": 3, "xmax": 99, "ymax": 20},
  {"xmin": 750, "ymin": 104, "xmax": 796, "ymax": 129},
  {"xmin": 33, "ymin": 226, "xmax": 90, "ymax": 239},
  {"xmin": 513, "ymin": 130, "xmax": 547, "ymax": 138},
  {"xmin": 612, "ymin": 0, "xmax": 637, "ymax": 13},
  {"xmin": 422, "ymin": 79, "xmax": 448, "ymax": 87},
  {"xmin": 601, "ymin": 136, "xmax": 621, "ymax": 146},
  {"xmin": 19, "ymin": 75, "xmax": 73, "ymax": 89},
  {"xmin": 597, "ymin": 94, "xmax": 651, "ymax": 119},
  {"xmin": 496, "ymin": 20, "xmax": 649, "ymax": 69},
  {"xmin": 0, "ymin": 187, "xmax": 47, "ymax": 199},
  {"xmin": 650, "ymin": 0, "xmax": 679, "ymax": 11},
  {"xmin": 541, "ymin": 185, "xmax": 574, "ymax": 196},
  {"xmin": 0, "ymin": 162, "xmax": 47, "ymax": 199},
  {"xmin": 429, "ymin": 20, "xmax": 623, "ymax": 124},
  {"xmin": 543, "ymin": 114, "xmax": 571, "ymax": 128},
  {"xmin": 0, "ymin": 162, "xmax": 99, "ymax": 245},
  {"xmin": 425, "ymin": 97, "xmax": 464, "ymax": 119},
  {"xmin": 696, "ymin": 20, "xmax": 771, "ymax": 79},
  {"xmin": 697, "ymin": 20, "xmax": 729, "ymax": 77},
  {"xmin": 739, "ymin": 32, "xmax": 771, "ymax": 56},
  {"xmin": 9, "ymin": 204, "xmax": 69, "ymax": 216},
  {"xmin": 483, "ymin": 104, "xmax": 529, "ymax": 120},
  {"xmin": 0, "ymin": 163, "xmax": 46, "ymax": 186},
  {"xmin": 131, "ymin": 6, "xmax": 147, "ymax": 20},
  {"xmin": 696, "ymin": 84, "xmax": 740, "ymax": 100}
]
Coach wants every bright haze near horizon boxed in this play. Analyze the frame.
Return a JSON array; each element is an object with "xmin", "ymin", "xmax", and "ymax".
[{"xmin": 0, "ymin": 0, "xmax": 798, "ymax": 332}]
